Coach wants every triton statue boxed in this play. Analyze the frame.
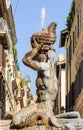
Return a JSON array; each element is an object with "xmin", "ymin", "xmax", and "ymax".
[{"xmin": 22, "ymin": 22, "xmax": 57, "ymax": 114}]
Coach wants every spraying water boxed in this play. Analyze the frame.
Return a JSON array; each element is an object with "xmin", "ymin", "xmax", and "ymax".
[{"xmin": 41, "ymin": 7, "xmax": 46, "ymax": 29}]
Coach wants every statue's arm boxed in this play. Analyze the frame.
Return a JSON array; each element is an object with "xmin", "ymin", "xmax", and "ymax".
[
  {"xmin": 22, "ymin": 37, "xmax": 42, "ymax": 71},
  {"xmin": 22, "ymin": 48, "xmax": 42, "ymax": 71}
]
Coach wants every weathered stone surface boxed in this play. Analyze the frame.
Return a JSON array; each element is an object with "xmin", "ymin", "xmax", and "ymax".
[
  {"xmin": 31, "ymin": 22, "xmax": 57, "ymax": 49},
  {"xmin": 5, "ymin": 112, "xmax": 15, "ymax": 120},
  {"xmin": 10, "ymin": 103, "xmax": 64, "ymax": 129},
  {"xmin": 56, "ymin": 111, "xmax": 80, "ymax": 119},
  {"xmin": 1, "ymin": 111, "xmax": 83, "ymax": 129},
  {"xmin": 9, "ymin": 107, "xmax": 83, "ymax": 130},
  {"xmin": 56, "ymin": 111, "xmax": 83, "ymax": 130},
  {"xmin": 0, "ymin": 120, "xmax": 11, "ymax": 130},
  {"xmin": 60, "ymin": 118, "xmax": 83, "ymax": 130}
]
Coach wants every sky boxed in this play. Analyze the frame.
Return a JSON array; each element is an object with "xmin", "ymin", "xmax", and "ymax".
[{"xmin": 10, "ymin": 0, "xmax": 72, "ymax": 95}]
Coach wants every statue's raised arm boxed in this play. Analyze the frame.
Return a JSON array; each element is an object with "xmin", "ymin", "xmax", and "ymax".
[{"xmin": 22, "ymin": 22, "xmax": 57, "ymax": 71}]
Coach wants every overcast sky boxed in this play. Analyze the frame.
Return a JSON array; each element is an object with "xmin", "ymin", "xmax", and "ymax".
[{"xmin": 11, "ymin": 0, "xmax": 72, "ymax": 95}]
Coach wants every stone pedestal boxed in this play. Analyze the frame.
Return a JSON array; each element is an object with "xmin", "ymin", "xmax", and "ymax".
[
  {"xmin": 10, "ymin": 102, "xmax": 64, "ymax": 130},
  {"xmin": 1, "ymin": 104, "xmax": 83, "ymax": 129},
  {"xmin": 8, "ymin": 103, "xmax": 83, "ymax": 130}
]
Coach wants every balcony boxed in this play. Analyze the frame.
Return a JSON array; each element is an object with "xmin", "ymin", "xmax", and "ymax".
[{"xmin": 0, "ymin": 18, "xmax": 10, "ymax": 50}]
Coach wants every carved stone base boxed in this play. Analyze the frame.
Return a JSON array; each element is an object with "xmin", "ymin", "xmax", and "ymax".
[
  {"xmin": 10, "ymin": 102, "xmax": 64, "ymax": 130},
  {"xmin": 9, "ymin": 102, "xmax": 83, "ymax": 130}
]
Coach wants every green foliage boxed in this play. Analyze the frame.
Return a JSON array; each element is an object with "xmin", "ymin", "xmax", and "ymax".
[
  {"xmin": 16, "ymin": 61, "xmax": 20, "ymax": 71},
  {"xmin": 20, "ymin": 79, "xmax": 26, "ymax": 88},
  {"xmin": 16, "ymin": 87, "xmax": 19, "ymax": 96},
  {"xmin": 13, "ymin": 45, "xmax": 20, "ymax": 70},
  {"xmin": 13, "ymin": 45, "xmax": 17, "ymax": 62},
  {"xmin": 66, "ymin": 0, "xmax": 75, "ymax": 31}
]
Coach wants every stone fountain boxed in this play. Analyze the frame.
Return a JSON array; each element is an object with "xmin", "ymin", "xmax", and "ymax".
[{"xmin": 10, "ymin": 22, "xmax": 83, "ymax": 130}]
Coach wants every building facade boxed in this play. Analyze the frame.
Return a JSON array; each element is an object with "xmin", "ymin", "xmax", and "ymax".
[
  {"xmin": 0, "ymin": 0, "xmax": 17, "ymax": 119},
  {"xmin": 60, "ymin": 0, "xmax": 83, "ymax": 117},
  {"xmin": 54, "ymin": 54, "xmax": 66, "ymax": 114},
  {"xmin": 12, "ymin": 71, "xmax": 32, "ymax": 112}
]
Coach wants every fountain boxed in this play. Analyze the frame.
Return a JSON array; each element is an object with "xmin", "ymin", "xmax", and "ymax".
[{"xmin": 10, "ymin": 22, "xmax": 83, "ymax": 130}]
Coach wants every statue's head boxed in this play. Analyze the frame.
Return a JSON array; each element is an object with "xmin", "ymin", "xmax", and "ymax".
[{"xmin": 38, "ymin": 51, "xmax": 47, "ymax": 62}]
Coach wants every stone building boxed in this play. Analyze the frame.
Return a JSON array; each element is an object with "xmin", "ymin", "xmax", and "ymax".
[
  {"xmin": 54, "ymin": 54, "xmax": 66, "ymax": 114},
  {"xmin": 59, "ymin": 0, "xmax": 83, "ymax": 117},
  {"xmin": 0, "ymin": 0, "xmax": 17, "ymax": 119},
  {"xmin": 12, "ymin": 71, "xmax": 32, "ymax": 112}
]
